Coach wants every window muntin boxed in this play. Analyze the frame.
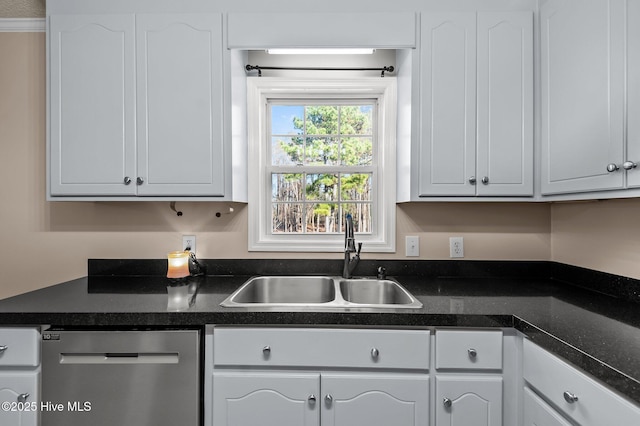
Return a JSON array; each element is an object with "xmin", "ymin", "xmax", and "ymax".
[{"xmin": 268, "ymin": 102, "xmax": 375, "ymax": 235}]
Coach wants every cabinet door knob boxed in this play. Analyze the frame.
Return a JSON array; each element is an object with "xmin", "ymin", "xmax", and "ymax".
[
  {"xmin": 371, "ymin": 347, "xmax": 380, "ymax": 359},
  {"xmin": 469, "ymin": 176, "xmax": 477, "ymax": 185},
  {"xmin": 308, "ymin": 394, "xmax": 316, "ymax": 404},
  {"xmin": 136, "ymin": 177, "xmax": 144, "ymax": 185},
  {"xmin": 124, "ymin": 176, "xmax": 132, "ymax": 185},
  {"xmin": 0, "ymin": 345, "xmax": 7, "ymax": 353},
  {"xmin": 262, "ymin": 345, "xmax": 271, "ymax": 355},
  {"xmin": 17, "ymin": 393, "xmax": 29, "ymax": 403},
  {"xmin": 443, "ymin": 397, "xmax": 452, "ymax": 408},
  {"xmin": 623, "ymin": 161, "xmax": 638, "ymax": 170},
  {"xmin": 481, "ymin": 176, "xmax": 489, "ymax": 185},
  {"xmin": 468, "ymin": 348, "xmax": 477, "ymax": 359},
  {"xmin": 606, "ymin": 163, "xmax": 620, "ymax": 172},
  {"xmin": 325, "ymin": 394, "xmax": 333, "ymax": 405},
  {"xmin": 563, "ymin": 391, "xmax": 579, "ymax": 403}
]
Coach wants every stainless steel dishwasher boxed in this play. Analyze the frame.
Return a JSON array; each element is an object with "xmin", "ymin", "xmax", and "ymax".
[{"xmin": 41, "ymin": 329, "xmax": 200, "ymax": 426}]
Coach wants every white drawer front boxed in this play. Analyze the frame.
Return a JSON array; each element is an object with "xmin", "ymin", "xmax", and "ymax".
[
  {"xmin": 523, "ymin": 339, "xmax": 640, "ymax": 426},
  {"xmin": 435, "ymin": 330, "xmax": 503, "ymax": 370},
  {"xmin": 213, "ymin": 328, "xmax": 430, "ymax": 370},
  {"xmin": 523, "ymin": 387, "xmax": 572, "ymax": 426},
  {"xmin": 0, "ymin": 328, "xmax": 39, "ymax": 367}
]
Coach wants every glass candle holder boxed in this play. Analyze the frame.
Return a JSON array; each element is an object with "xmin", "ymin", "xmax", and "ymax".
[{"xmin": 167, "ymin": 251, "xmax": 190, "ymax": 279}]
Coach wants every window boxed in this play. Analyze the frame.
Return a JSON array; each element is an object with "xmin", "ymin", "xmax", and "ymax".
[{"xmin": 247, "ymin": 79, "xmax": 396, "ymax": 252}]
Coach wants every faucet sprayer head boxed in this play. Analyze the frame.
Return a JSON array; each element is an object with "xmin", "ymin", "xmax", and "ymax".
[{"xmin": 345, "ymin": 214, "xmax": 356, "ymax": 252}]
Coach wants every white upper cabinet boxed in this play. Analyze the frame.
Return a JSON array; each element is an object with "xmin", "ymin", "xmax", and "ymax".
[
  {"xmin": 227, "ymin": 12, "xmax": 416, "ymax": 49},
  {"xmin": 48, "ymin": 12, "xmax": 228, "ymax": 199},
  {"xmin": 49, "ymin": 15, "xmax": 136, "ymax": 196},
  {"xmin": 476, "ymin": 12, "xmax": 534, "ymax": 196},
  {"xmin": 627, "ymin": 0, "xmax": 640, "ymax": 188},
  {"xmin": 136, "ymin": 14, "xmax": 225, "ymax": 196},
  {"xmin": 419, "ymin": 13, "xmax": 477, "ymax": 197},
  {"xmin": 417, "ymin": 11, "xmax": 533, "ymax": 198},
  {"xmin": 540, "ymin": 0, "xmax": 626, "ymax": 195}
]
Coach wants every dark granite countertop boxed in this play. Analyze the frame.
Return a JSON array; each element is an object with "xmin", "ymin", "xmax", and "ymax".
[{"xmin": 0, "ymin": 259, "xmax": 639, "ymax": 405}]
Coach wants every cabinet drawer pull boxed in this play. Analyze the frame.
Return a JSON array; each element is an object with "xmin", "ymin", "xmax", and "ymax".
[
  {"xmin": 563, "ymin": 391, "xmax": 579, "ymax": 404},
  {"xmin": 606, "ymin": 163, "xmax": 620, "ymax": 172},
  {"xmin": 0, "ymin": 345, "xmax": 7, "ymax": 353},
  {"xmin": 468, "ymin": 348, "xmax": 477, "ymax": 359},
  {"xmin": 17, "ymin": 393, "xmax": 29, "ymax": 403},
  {"xmin": 262, "ymin": 346, "xmax": 271, "ymax": 356},
  {"xmin": 371, "ymin": 347, "xmax": 379, "ymax": 359},
  {"xmin": 443, "ymin": 397, "xmax": 452, "ymax": 408}
]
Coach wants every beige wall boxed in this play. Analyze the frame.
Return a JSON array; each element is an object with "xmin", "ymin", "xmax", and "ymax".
[
  {"xmin": 0, "ymin": 32, "xmax": 637, "ymax": 301},
  {"xmin": 551, "ymin": 198, "xmax": 640, "ymax": 280},
  {"xmin": 0, "ymin": 0, "xmax": 45, "ymax": 18}
]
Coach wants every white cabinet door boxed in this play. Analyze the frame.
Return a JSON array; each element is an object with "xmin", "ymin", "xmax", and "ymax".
[
  {"xmin": 136, "ymin": 14, "xmax": 225, "ymax": 196},
  {"xmin": 435, "ymin": 376, "xmax": 502, "ymax": 426},
  {"xmin": 476, "ymin": 11, "xmax": 533, "ymax": 196},
  {"xmin": 0, "ymin": 371, "xmax": 39, "ymax": 426},
  {"xmin": 523, "ymin": 388, "xmax": 572, "ymax": 426},
  {"xmin": 419, "ymin": 13, "xmax": 477, "ymax": 196},
  {"xmin": 212, "ymin": 372, "xmax": 320, "ymax": 426},
  {"xmin": 627, "ymin": 0, "xmax": 640, "ymax": 188},
  {"xmin": 540, "ymin": 0, "xmax": 625, "ymax": 195},
  {"xmin": 321, "ymin": 374, "xmax": 429, "ymax": 426},
  {"xmin": 49, "ymin": 14, "xmax": 136, "ymax": 196},
  {"xmin": 418, "ymin": 11, "xmax": 533, "ymax": 198}
]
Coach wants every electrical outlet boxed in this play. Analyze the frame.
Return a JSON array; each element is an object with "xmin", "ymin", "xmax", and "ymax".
[
  {"xmin": 182, "ymin": 235, "xmax": 196, "ymax": 254},
  {"xmin": 405, "ymin": 236, "xmax": 419, "ymax": 257},
  {"xmin": 449, "ymin": 237, "xmax": 464, "ymax": 258}
]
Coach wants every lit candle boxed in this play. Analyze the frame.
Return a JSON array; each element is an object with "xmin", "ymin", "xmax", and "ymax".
[{"xmin": 167, "ymin": 251, "xmax": 190, "ymax": 278}]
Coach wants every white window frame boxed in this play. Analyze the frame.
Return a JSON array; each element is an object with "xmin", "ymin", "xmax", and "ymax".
[{"xmin": 247, "ymin": 78, "xmax": 397, "ymax": 252}]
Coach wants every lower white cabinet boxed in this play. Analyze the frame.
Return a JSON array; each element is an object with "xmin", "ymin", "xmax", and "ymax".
[
  {"xmin": 213, "ymin": 372, "xmax": 429, "ymax": 426},
  {"xmin": 435, "ymin": 375, "xmax": 502, "ymax": 426},
  {"xmin": 210, "ymin": 327, "xmax": 430, "ymax": 426},
  {"xmin": 523, "ymin": 339, "xmax": 640, "ymax": 426},
  {"xmin": 0, "ymin": 372, "xmax": 39, "ymax": 426},
  {"xmin": 434, "ymin": 330, "xmax": 504, "ymax": 426},
  {"xmin": 0, "ymin": 328, "xmax": 40, "ymax": 426},
  {"xmin": 321, "ymin": 374, "xmax": 429, "ymax": 426},
  {"xmin": 213, "ymin": 372, "xmax": 319, "ymax": 426},
  {"xmin": 208, "ymin": 328, "xmax": 640, "ymax": 426},
  {"xmin": 523, "ymin": 387, "xmax": 571, "ymax": 426}
]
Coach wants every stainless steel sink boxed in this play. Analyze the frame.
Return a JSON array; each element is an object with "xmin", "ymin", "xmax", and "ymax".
[
  {"xmin": 339, "ymin": 279, "xmax": 417, "ymax": 306},
  {"xmin": 220, "ymin": 276, "xmax": 423, "ymax": 310},
  {"xmin": 226, "ymin": 276, "xmax": 335, "ymax": 304}
]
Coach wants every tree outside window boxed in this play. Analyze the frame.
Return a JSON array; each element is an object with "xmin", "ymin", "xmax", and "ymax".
[{"xmin": 270, "ymin": 103, "xmax": 374, "ymax": 235}]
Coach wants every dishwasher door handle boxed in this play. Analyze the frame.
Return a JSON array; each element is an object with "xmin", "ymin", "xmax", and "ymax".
[{"xmin": 60, "ymin": 352, "xmax": 180, "ymax": 364}]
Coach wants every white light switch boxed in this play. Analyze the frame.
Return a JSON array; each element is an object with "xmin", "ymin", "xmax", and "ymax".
[{"xmin": 406, "ymin": 236, "xmax": 419, "ymax": 257}]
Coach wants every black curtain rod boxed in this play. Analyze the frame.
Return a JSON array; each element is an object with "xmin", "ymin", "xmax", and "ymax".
[{"xmin": 245, "ymin": 64, "xmax": 395, "ymax": 77}]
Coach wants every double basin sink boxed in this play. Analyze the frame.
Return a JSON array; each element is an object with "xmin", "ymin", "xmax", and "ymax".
[{"xmin": 220, "ymin": 276, "xmax": 423, "ymax": 310}]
